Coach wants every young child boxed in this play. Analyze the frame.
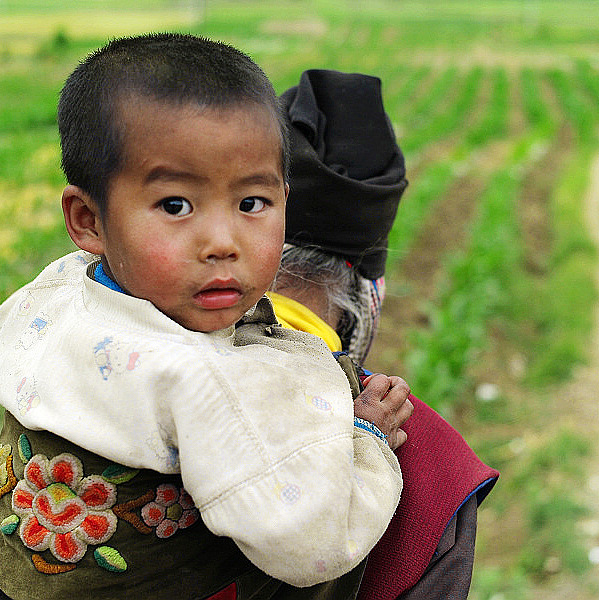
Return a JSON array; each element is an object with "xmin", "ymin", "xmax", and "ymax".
[{"xmin": 0, "ymin": 34, "xmax": 411, "ymax": 600}]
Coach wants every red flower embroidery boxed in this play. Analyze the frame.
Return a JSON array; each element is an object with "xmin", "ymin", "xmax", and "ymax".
[
  {"xmin": 140, "ymin": 483, "xmax": 199, "ymax": 539},
  {"xmin": 11, "ymin": 453, "xmax": 117, "ymax": 563}
]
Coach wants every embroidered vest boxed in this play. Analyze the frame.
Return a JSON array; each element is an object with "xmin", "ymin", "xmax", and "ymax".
[{"xmin": 0, "ymin": 412, "xmax": 365, "ymax": 600}]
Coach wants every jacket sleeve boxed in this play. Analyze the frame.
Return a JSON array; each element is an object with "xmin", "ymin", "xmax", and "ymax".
[
  {"xmin": 169, "ymin": 344, "xmax": 402, "ymax": 588},
  {"xmin": 397, "ymin": 496, "xmax": 477, "ymax": 600}
]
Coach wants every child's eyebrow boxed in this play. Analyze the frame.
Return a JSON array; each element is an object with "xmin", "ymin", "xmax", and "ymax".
[
  {"xmin": 144, "ymin": 166, "xmax": 207, "ymax": 184},
  {"xmin": 144, "ymin": 167, "xmax": 283, "ymax": 189},
  {"xmin": 234, "ymin": 173, "xmax": 283, "ymax": 189}
]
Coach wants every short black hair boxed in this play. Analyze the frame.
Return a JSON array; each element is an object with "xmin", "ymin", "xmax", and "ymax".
[{"xmin": 58, "ymin": 32, "xmax": 289, "ymax": 216}]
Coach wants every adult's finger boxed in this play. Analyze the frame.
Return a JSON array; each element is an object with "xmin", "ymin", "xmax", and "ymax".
[{"xmin": 355, "ymin": 374, "xmax": 391, "ymax": 407}]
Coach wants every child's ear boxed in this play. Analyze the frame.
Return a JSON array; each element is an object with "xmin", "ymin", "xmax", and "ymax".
[
  {"xmin": 284, "ymin": 182, "xmax": 290, "ymax": 201},
  {"xmin": 62, "ymin": 185, "xmax": 105, "ymax": 255}
]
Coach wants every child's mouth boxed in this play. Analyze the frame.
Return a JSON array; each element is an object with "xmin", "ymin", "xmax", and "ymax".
[{"xmin": 194, "ymin": 280, "xmax": 242, "ymax": 310}]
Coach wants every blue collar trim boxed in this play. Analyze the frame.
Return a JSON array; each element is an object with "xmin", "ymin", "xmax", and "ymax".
[{"xmin": 94, "ymin": 263, "xmax": 126, "ymax": 294}]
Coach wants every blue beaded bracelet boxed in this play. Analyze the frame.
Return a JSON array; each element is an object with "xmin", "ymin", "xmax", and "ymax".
[{"xmin": 354, "ymin": 417, "xmax": 388, "ymax": 445}]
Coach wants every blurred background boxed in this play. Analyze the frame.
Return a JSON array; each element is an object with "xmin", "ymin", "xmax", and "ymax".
[{"xmin": 1, "ymin": 1, "xmax": 599, "ymax": 597}]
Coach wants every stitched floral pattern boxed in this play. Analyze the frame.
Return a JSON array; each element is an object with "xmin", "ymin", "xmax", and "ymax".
[
  {"xmin": 140, "ymin": 483, "xmax": 199, "ymax": 538},
  {"xmin": 0, "ymin": 445, "xmax": 18, "ymax": 499},
  {"xmin": 0, "ymin": 444, "xmax": 11, "ymax": 486},
  {"xmin": 1, "ymin": 431, "xmax": 201, "ymax": 576},
  {"xmin": 11, "ymin": 453, "xmax": 118, "ymax": 563}
]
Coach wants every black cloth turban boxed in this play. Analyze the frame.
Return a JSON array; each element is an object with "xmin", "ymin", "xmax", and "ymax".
[{"xmin": 281, "ymin": 69, "xmax": 408, "ymax": 279}]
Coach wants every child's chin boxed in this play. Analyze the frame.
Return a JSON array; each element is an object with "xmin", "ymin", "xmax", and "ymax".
[{"xmin": 181, "ymin": 310, "xmax": 241, "ymax": 333}]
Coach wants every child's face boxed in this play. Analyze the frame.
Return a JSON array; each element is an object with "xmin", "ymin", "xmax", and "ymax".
[{"xmin": 97, "ymin": 98, "xmax": 288, "ymax": 332}]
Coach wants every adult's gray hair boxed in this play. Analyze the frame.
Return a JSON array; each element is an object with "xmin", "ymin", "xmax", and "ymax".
[{"xmin": 272, "ymin": 244, "xmax": 381, "ymax": 365}]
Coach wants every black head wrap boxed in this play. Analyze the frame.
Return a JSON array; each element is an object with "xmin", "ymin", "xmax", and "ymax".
[{"xmin": 281, "ymin": 69, "xmax": 408, "ymax": 279}]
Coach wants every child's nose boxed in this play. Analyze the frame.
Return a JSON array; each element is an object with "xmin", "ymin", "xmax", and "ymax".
[{"xmin": 198, "ymin": 221, "xmax": 239, "ymax": 263}]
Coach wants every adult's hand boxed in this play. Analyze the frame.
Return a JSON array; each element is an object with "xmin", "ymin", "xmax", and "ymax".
[{"xmin": 354, "ymin": 374, "xmax": 413, "ymax": 450}]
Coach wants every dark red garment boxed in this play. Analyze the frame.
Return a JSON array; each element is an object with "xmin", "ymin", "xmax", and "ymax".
[
  {"xmin": 358, "ymin": 395, "xmax": 499, "ymax": 600},
  {"xmin": 206, "ymin": 583, "xmax": 237, "ymax": 600}
]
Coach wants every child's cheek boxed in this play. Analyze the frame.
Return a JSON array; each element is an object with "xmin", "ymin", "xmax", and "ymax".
[
  {"xmin": 141, "ymin": 242, "xmax": 183, "ymax": 283},
  {"xmin": 260, "ymin": 233, "xmax": 285, "ymax": 279}
]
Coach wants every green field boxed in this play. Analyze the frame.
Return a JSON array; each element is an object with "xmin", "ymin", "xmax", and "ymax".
[{"xmin": 1, "ymin": 1, "xmax": 599, "ymax": 598}]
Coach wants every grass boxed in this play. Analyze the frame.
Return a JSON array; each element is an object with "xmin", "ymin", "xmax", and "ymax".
[
  {"xmin": 466, "ymin": 67, "xmax": 509, "ymax": 146},
  {"xmin": 402, "ymin": 66, "xmax": 460, "ymax": 151},
  {"xmin": 402, "ymin": 66, "xmax": 484, "ymax": 153},
  {"xmin": 546, "ymin": 68, "xmax": 596, "ymax": 145},
  {"xmin": 405, "ymin": 166, "xmax": 522, "ymax": 415},
  {"xmin": 386, "ymin": 161, "xmax": 455, "ymax": 262},
  {"xmin": 1, "ymin": 2, "xmax": 599, "ymax": 598},
  {"xmin": 520, "ymin": 67, "xmax": 554, "ymax": 136},
  {"xmin": 525, "ymin": 148, "xmax": 597, "ymax": 383}
]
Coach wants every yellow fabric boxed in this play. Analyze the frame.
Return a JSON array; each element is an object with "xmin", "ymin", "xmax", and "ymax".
[{"xmin": 267, "ymin": 291, "xmax": 342, "ymax": 352}]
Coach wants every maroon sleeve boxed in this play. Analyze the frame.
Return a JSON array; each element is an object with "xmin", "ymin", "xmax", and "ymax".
[{"xmin": 357, "ymin": 396, "xmax": 498, "ymax": 600}]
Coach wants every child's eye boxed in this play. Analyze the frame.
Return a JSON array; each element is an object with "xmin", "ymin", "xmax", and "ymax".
[
  {"xmin": 239, "ymin": 197, "xmax": 267, "ymax": 213},
  {"xmin": 160, "ymin": 197, "xmax": 192, "ymax": 216}
]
